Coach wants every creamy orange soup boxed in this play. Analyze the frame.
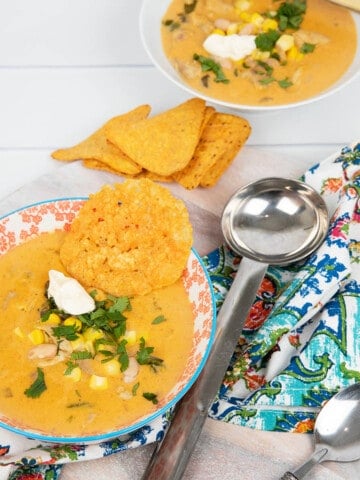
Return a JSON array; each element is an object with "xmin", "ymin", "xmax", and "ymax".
[
  {"xmin": 0, "ymin": 231, "xmax": 194, "ymax": 437},
  {"xmin": 161, "ymin": 0, "xmax": 357, "ymax": 106}
]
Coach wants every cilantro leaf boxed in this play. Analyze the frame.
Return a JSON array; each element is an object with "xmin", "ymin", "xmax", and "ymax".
[
  {"xmin": 152, "ymin": 315, "xmax": 166, "ymax": 325},
  {"xmin": 71, "ymin": 350, "xmax": 93, "ymax": 360},
  {"xmin": 193, "ymin": 54, "xmax": 229, "ymax": 83},
  {"xmin": 143, "ymin": 392, "xmax": 159, "ymax": 404},
  {"xmin": 24, "ymin": 368, "xmax": 47, "ymax": 398},
  {"xmin": 276, "ymin": 0, "xmax": 306, "ymax": 31},
  {"xmin": 52, "ymin": 324, "xmax": 79, "ymax": 341},
  {"xmin": 278, "ymin": 77, "xmax": 293, "ymax": 88},
  {"xmin": 300, "ymin": 42, "xmax": 315, "ymax": 54},
  {"xmin": 136, "ymin": 337, "xmax": 163, "ymax": 369},
  {"xmin": 255, "ymin": 30, "xmax": 281, "ymax": 52}
]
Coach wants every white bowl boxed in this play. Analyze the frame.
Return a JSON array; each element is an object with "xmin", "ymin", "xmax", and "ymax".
[
  {"xmin": 140, "ymin": 0, "xmax": 360, "ymax": 113},
  {"xmin": 0, "ymin": 198, "xmax": 216, "ymax": 443}
]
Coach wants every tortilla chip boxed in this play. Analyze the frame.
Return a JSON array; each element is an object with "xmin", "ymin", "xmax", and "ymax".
[
  {"xmin": 82, "ymin": 159, "xmax": 126, "ymax": 176},
  {"xmin": 174, "ymin": 111, "xmax": 243, "ymax": 189},
  {"xmin": 60, "ymin": 179, "xmax": 193, "ymax": 296},
  {"xmin": 105, "ymin": 98, "xmax": 206, "ymax": 176},
  {"xmin": 200, "ymin": 116, "xmax": 251, "ymax": 188},
  {"xmin": 51, "ymin": 105, "xmax": 151, "ymax": 175},
  {"xmin": 133, "ymin": 170, "xmax": 173, "ymax": 183}
]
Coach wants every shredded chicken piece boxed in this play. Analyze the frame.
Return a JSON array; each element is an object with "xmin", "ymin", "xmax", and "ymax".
[{"xmin": 294, "ymin": 29, "xmax": 330, "ymax": 47}]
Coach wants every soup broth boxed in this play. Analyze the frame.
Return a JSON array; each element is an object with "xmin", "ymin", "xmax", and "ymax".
[
  {"xmin": 0, "ymin": 231, "xmax": 194, "ymax": 437},
  {"xmin": 161, "ymin": 0, "xmax": 357, "ymax": 106}
]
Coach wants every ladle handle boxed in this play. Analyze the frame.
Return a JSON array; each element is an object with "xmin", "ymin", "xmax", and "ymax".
[
  {"xmin": 142, "ymin": 257, "xmax": 267, "ymax": 480},
  {"xmin": 280, "ymin": 448, "xmax": 328, "ymax": 480}
]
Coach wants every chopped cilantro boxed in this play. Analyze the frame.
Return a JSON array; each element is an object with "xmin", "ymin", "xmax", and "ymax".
[
  {"xmin": 24, "ymin": 368, "xmax": 47, "ymax": 398},
  {"xmin": 71, "ymin": 350, "xmax": 93, "ymax": 361},
  {"xmin": 276, "ymin": 0, "xmax": 306, "ymax": 31},
  {"xmin": 193, "ymin": 54, "xmax": 229, "ymax": 84},
  {"xmin": 300, "ymin": 42, "xmax": 315, "ymax": 54},
  {"xmin": 52, "ymin": 324, "xmax": 79, "ymax": 341},
  {"xmin": 255, "ymin": 30, "xmax": 281, "ymax": 52},
  {"xmin": 259, "ymin": 77, "xmax": 275, "ymax": 85},
  {"xmin": 152, "ymin": 315, "xmax": 166, "ymax": 325},
  {"xmin": 132, "ymin": 382, "xmax": 140, "ymax": 396},
  {"xmin": 136, "ymin": 337, "xmax": 164, "ymax": 370},
  {"xmin": 143, "ymin": 392, "xmax": 159, "ymax": 404},
  {"xmin": 278, "ymin": 77, "xmax": 293, "ymax": 88},
  {"xmin": 117, "ymin": 339, "xmax": 129, "ymax": 372},
  {"xmin": 64, "ymin": 361, "xmax": 77, "ymax": 376},
  {"xmin": 163, "ymin": 19, "xmax": 181, "ymax": 31}
]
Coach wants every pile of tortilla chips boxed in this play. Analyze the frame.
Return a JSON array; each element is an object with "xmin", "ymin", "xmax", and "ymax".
[{"xmin": 51, "ymin": 98, "xmax": 251, "ymax": 189}]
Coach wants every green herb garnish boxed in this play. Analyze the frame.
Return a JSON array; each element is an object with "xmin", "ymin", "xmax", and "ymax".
[
  {"xmin": 24, "ymin": 368, "xmax": 47, "ymax": 398},
  {"xmin": 136, "ymin": 337, "xmax": 164, "ymax": 371},
  {"xmin": 300, "ymin": 42, "xmax": 315, "ymax": 54},
  {"xmin": 152, "ymin": 315, "xmax": 166, "ymax": 325},
  {"xmin": 276, "ymin": 0, "xmax": 306, "ymax": 31},
  {"xmin": 255, "ymin": 30, "xmax": 281, "ymax": 52},
  {"xmin": 193, "ymin": 54, "xmax": 229, "ymax": 83},
  {"xmin": 132, "ymin": 382, "xmax": 140, "ymax": 396},
  {"xmin": 278, "ymin": 77, "xmax": 293, "ymax": 88},
  {"xmin": 143, "ymin": 392, "xmax": 159, "ymax": 404}
]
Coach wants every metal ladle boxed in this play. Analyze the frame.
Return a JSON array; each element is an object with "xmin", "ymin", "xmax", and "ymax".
[
  {"xmin": 281, "ymin": 382, "xmax": 360, "ymax": 479},
  {"xmin": 142, "ymin": 177, "xmax": 329, "ymax": 480}
]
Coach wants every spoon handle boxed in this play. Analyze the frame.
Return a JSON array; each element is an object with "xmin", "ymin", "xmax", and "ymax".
[
  {"xmin": 141, "ymin": 257, "xmax": 267, "ymax": 480},
  {"xmin": 280, "ymin": 448, "xmax": 328, "ymax": 480}
]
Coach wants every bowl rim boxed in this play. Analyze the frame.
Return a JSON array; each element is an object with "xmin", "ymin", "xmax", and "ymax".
[
  {"xmin": 0, "ymin": 197, "xmax": 217, "ymax": 444},
  {"xmin": 139, "ymin": 0, "xmax": 360, "ymax": 113}
]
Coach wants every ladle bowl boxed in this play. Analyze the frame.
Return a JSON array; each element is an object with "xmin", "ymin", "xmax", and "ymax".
[
  {"xmin": 222, "ymin": 177, "xmax": 329, "ymax": 265},
  {"xmin": 142, "ymin": 177, "xmax": 329, "ymax": 480}
]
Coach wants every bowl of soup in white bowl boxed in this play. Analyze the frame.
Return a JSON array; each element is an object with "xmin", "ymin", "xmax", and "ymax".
[{"xmin": 140, "ymin": 0, "xmax": 360, "ymax": 112}]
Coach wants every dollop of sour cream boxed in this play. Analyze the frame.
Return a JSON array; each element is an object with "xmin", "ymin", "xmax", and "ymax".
[
  {"xmin": 48, "ymin": 270, "xmax": 95, "ymax": 315},
  {"xmin": 203, "ymin": 33, "xmax": 256, "ymax": 61}
]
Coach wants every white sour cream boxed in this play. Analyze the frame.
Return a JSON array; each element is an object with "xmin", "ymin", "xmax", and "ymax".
[
  {"xmin": 203, "ymin": 33, "xmax": 256, "ymax": 61},
  {"xmin": 48, "ymin": 270, "xmax": 95, "ymax": 315}
]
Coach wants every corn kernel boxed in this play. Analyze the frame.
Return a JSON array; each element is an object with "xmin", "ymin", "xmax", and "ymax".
[
  {"xmin": 235, "ymin": 0, "xmax": 251, "ymax": 11},
  {"xmin": 262, "ymin": 18, "xmax": 278, "ymax": 32},
  {"xmin": 66, "ymin": 366, "xmax": 82, "ymax": 382},
  {"xmin": 70, "ymin": 333, "xmax": 85, "ymax": 351},
  {"xmin": 45, "ymin": 313, "xmax": 61, "ymax": 325},
  {"xmin": 89, "ymin": 374, "xmax": 108, "ymax": 390},
  {"xmin": 124, "ymin": 330, "xmax": 137, "ymax": 346},
  {"xmin": 251, "ymin": 49, "xmax": 270, "ymax": 60},
  {"xmin": 83, "ymin": 327, "xmax": 104, "ymax": 342},
  {"xmin": 63, "ymin": 316, "xmax": 82, "ymax": 331},
  {"xmin": 14, "ymin": 326, "xmax": 25, "ymax": 338},
  {"xmin": 226, "ymin": 22, "xmax": 239, "ymax": 35},
  {"xmin": 239, "ymin": 11, "xmax": 251, "ymax": 22},
  {"xmin": 102, "ymin": 359, "xmax": 121, "ymax": 377},
  {"xmin": 287, "ymin": 45, "xmax": 304, "ymax": 61},
  {"xmin": 212, "ymin": 28, "xmax": 225, "ymax": 36},
  {"xmin": 250, "ymin": 12, "xmax": 264, "ymax": 27},
  {"xmin": 28, "ymin": 329, "xmax": 45, "ymax": 345},
  {"xmin": 276, "ymin": 34, "xmax": 294, "ymax": 52}
]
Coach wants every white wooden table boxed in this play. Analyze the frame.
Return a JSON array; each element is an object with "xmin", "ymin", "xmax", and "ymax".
[{"xmin": 0, "ymin": 1, "xmax": 359, "ymax": 479}]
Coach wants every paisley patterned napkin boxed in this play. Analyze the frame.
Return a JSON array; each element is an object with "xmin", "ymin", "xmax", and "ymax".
[{"xmin": 1, "ymin": 143, "xmax": 360, "ymax": 480}]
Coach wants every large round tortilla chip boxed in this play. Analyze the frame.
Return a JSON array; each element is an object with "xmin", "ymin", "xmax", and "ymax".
[{"xmin": 60, "ymin": 179, "xmax": 193, "ymax": 296}]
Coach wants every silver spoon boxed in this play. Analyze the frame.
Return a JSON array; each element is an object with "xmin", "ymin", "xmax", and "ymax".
[
  {"xmin": 142, "ymin": 177, "xmax": 329, "ymax": 480},
  {"xmin": 281, "ymin": 382, "xmax": 360, "ymax": 479}
]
